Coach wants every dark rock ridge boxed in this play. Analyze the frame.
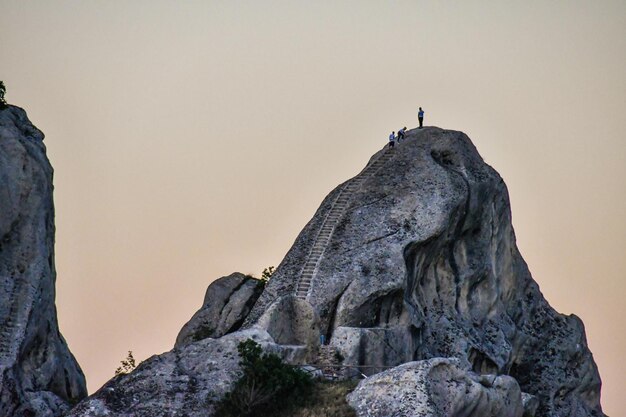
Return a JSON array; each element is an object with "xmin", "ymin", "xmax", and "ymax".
[
  {"xmin": 0, "ymin": 106, "xmax": 87, "ymax": 416},
  {"xmin": 175, "ymin": 272, "xmax": 263, "ymax": 347},
  {"xmin": 69, "ymin": 126, "xmax": 604, "ymax": 417}
]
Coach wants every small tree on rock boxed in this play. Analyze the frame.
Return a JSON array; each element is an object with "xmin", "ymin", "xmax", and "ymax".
[
  {"xmin": 217, "ymin": 339, "xmax": 312, "ymax": 417},
  {"xmin": 115, "ymin": 351, "xmax": 137, "ymax": 376},
  {"xmin": 260, "ymin": 266, "xmax": 275, "ymax": 284}
]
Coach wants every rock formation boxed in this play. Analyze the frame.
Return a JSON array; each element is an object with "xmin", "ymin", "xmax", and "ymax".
[
  {"xmin": 175, "ymin": 272, "xmax": 263, "ymax": 347},
  {"xmin": 347, "ymin": 358, "xmax": 527, "ymax": 417},
  {"xmin": 0, "ymin": 106, "xmax": 87, "ymax": 416},
  {"xmin": 244, "ymin": 127, "xmax": 604, "ymax": 417},
  {"xmin": 68, "ymin": 126, "xmax": 604, "ymax": 417},
  {"xmin": 67, "ymin": 329, "xmax": 278, "ymax": 417}
]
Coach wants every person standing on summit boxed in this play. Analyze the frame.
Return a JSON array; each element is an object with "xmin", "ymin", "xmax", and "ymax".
[
  {"xmin": 388, "ymin": 131, "xmax": 396, "ymax": 148},
  {"xmin": 418, "ymin": 107, "xmax": 425, "ymax": 128}
]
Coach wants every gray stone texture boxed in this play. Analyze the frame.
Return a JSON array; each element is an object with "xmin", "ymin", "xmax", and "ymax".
[
  {"xmin": 0, "ymin": 106, "xmax": 87, "ymax": 416},
  {"xmin": 68, "ymin": 126, "xmax": 604, "ymax": 417},
  {"xmin": 66, "ymin": 328, "xmax": 298, "ymax": 417},
  {"xmin": 347, "ymin": 358, "xmax": 525, "ymax": 417},
  {"xmin": 175, "ymin": 272, "xmax": 263, "ymax": 347},
  {"xmin": 245, "ymin": 127, "xmax": 604, "ymax": 417}
]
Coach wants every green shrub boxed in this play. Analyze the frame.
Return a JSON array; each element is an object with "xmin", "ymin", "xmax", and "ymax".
[
  {"xmin": 273, "ymin": 380, "xmax": 358, "ymax": 417},
  {"xmin": 217, "ymin": 339, "xmax": 312, "ymax": 417},
  {"xmin": 114, "ymin": 351, "xmax": 136, "ymax": 376},
  {"xmin": 260, "ymin": 266, "xmax": 274, "ymax": 283},
  {"xmin": 250, "ymin": 266, "xmax": 275, "ymax": 289}
]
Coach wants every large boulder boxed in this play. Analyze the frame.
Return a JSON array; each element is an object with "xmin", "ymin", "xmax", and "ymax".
[
  {"xmin": 244, "ymin": 127, "xmax": 604, "ymax": 417},
  {"xmin": 0, "ymin": 106, "xmax": 87, "ymax": 416},
  {"xmin": 175, "ymin": 272, "xmax": 263, "ymax": 347},
  {"xmin": 347, "ymin": 358, "xmax": 525, "ymax": 417}
]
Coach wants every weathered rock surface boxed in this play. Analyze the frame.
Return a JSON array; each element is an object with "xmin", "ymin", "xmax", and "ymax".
[
  {"xmin": 66, "ymin": 328, "xmax": 305, "ymax": 417},
  {"xmin": 347, "ymin": 358, "xmax": 524, "ymax": 417},
  {"xmin": 175, "ymin": 272, "xmax": 263, "ymax": 347},
  {"xmin": 244, "ymin": 127, "xmax": 604, "ymax": 417},
  {"xmin": 0, "ymin": 106, "xmax": 87, "ymax": 416},
  {"xmin": 69, "ymin": 126, "xmax": 605, "ymax": 417}
]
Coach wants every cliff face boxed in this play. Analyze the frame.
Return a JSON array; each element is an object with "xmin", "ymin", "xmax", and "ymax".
[
  {"xmin": 245, "ymin": 127, "xmax": 603, "ymax": 417},
  {"xmin": 69, "ymin": 126, "xmax": 604, "ymax": 417},
  {"xmin": 0, "ymin": 106, "xmax": 87, "ymax": 416}
]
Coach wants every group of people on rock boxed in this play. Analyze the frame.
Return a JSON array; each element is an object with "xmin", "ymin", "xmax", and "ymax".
[{"xmin": 388, "ymin": 107, "xmax": 424, "ymax": 148}]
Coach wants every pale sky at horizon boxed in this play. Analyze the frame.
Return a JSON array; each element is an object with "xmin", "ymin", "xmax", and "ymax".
[{"xmin": 1, "ymin": 1, "xmax": 624, "ymax": 415}]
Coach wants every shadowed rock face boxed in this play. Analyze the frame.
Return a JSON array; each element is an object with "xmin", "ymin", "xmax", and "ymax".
[
  {"xmin": 245, "ymin": 127, "xmax": 604, "ymax": 417},
  {"xmin": 175, "ymin": 272, "xmax": 264, "ymax": 347},
  {"xmin": 0, "ymin": 106, "xmax": 87, "ymax": 416}
]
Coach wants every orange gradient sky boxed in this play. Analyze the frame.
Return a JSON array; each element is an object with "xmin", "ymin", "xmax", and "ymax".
[{"xmin": 1, "ymin": 2, "xmax": 624, "ymax": 415}]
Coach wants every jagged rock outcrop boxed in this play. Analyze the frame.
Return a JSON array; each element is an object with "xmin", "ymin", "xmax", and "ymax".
[
  {"xmin": 244, "ymin": 127, "xmax": 604, "ymax": 417},
  {"xmin": 66, "ymin": 328, "xmax": 306, "ymax": 417},
  {"xmin": 0, "ymin": 106, "xmax": 87, "ymax": 416},
  {"xmin": 347, "ymin": 358, "xmax": 525, "ymax": 417},
  {"xmin": 69, "ymin": 126, "xmax": 604, "ymax": 417},
  {"xmin": 175, "ymin": 272, "xmax": 263, "ymax": 347}
]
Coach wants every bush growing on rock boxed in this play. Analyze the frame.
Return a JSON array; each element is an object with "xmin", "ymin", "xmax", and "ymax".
[
  {"xmin": 260, "ymin": 266, "xmax": 275, "ymax": 284},
  {"xmin": 217, "ymin": 339, "xmax": 312, "ymax": 417},
  {"xmin": 114, "ymin": 351, "xmax": 136, "ymax": 376}
]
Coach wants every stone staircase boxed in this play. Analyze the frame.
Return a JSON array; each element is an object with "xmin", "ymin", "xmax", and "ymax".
[
  {"xmin": 0, "ymin": 278, "xmax": 32, "ymax": 390},
  {"xmin": 316, "ymin": 345, "xmax": 342, "ymax": 379},
  {"xmin": 294, "ymin": 150, "xmax": 395, "ymax": 300}
]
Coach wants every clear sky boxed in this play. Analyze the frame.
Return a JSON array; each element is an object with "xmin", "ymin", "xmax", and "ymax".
[{"xmin": 1, "ymin": 1, "xmax": 624, "ymax": 415}]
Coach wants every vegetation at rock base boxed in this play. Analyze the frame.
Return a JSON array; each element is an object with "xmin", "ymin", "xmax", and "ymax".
[
  {"xmin": 217, "ymin": 339, "xmax": 358, "ymax": 417},
  {"xmin": 114, "ymin": 351, "xmax": 137, "ymax": 376},
  {"xmin": 216, "ymin": 339, "xmax": 313, "ymax": 417}
]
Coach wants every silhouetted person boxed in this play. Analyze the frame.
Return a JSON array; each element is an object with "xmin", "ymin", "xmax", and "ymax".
[
  {"xmin": 418, "ymin": 107, "xmax": 424, "ymax": 128},
  {"xmin": 397, "ymin": 127, "xmax": 407, "ymax": 142},
  {"xmin": 388, "ymin": 131, "xmax": 396, "ymax": 148},
  {"xmin": 0, "ymin": 81, "xmax": 6, "ymax": 109}
]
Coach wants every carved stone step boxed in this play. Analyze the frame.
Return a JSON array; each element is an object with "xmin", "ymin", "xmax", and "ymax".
[{"xmin": 294, "ymin": 152, "xmax": 393, "ymax": 299}]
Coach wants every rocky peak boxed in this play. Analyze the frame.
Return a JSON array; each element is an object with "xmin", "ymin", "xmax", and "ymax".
[
  {"xmin": 68, "ymin": 126, "xmax": 604, "ymax": 417},
  {"xmin": 244, "ymin": 127, "xmax": 604, "ymax": 417},
  {"xmin": 0, "ymin": 105, "xmax": 87, "ymax": 416}
]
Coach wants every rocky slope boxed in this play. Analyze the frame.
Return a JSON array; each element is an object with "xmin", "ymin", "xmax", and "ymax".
[
  {"xmin": 0, "ymin": 106, "xmax": 87, "ymax": 416},
  {"xmin": 67, "ymin": 329, "xmax": 279, "ymax": 417},
  {"xmin": 69, "ymin": 127, "xmax": 604, "ymax": 417}
]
